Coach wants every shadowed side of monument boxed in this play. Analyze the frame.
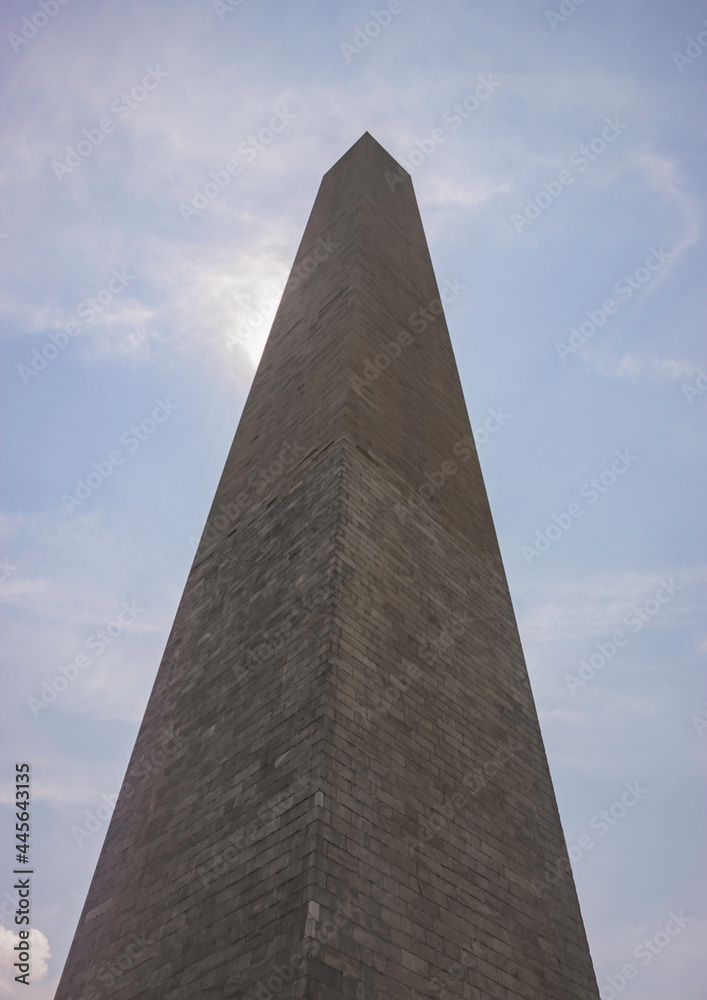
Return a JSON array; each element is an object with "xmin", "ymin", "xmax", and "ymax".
[{"xmin": 55, "ymin": 133, "xmax": 600, "ymax": 1000}]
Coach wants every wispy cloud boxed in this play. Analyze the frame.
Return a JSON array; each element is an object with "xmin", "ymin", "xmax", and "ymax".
[
  {"xmin": 0, "ymin": 927, "xmax": 50, "ymax": 992},
  {"xmin": 518, "ymin": 568, "xmax": 707, "ymax": 643}
]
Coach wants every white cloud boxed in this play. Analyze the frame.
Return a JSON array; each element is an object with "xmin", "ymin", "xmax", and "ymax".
[
  {"xmin": 585, "ymin": 352, "xmax": 699, "ymax": 383},
  {"xmin": 518, "ymin": 568, "xmax": 707, "ymax": 643},
  {"xmin": 651, "ymin": 358, "xmax": 699, "ymax": 381},
  {"xmin": 0, "ymin": 926, "xmax": 51, "ymax": 991},
  {"xmin": 0, "ymin": 577, "xmax": 48, "ymax": 605}
]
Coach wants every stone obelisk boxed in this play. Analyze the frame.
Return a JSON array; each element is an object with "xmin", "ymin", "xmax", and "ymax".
[{"xmin": 55, "ymin": 133, "xmax": 600, "ymax": 1000}]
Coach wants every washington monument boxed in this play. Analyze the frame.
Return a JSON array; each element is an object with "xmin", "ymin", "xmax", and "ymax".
[{"xmin": 56, "ymin": 133, "xmax": 600, "ymax": 1000}]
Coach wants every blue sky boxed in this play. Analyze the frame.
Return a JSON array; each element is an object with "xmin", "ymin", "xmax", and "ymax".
[{"xmin": 1, "ymin": 0, "xmax": 705, "ymax": 996}]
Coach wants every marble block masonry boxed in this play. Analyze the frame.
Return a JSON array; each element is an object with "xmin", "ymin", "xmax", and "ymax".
[{"xmin": 55, "ymin": 132, "xmax": 600, "ymax": 1000}]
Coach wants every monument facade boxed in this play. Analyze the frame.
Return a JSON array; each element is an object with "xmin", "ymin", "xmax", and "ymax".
[{"xmin": 56, "ymin": 133, "xmax": 600, "ymax": 1000}]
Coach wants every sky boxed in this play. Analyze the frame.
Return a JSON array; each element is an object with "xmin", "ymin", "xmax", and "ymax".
[{"xmin": 0, "ymin": 0, "xmax": 705, "ymax": 996}]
